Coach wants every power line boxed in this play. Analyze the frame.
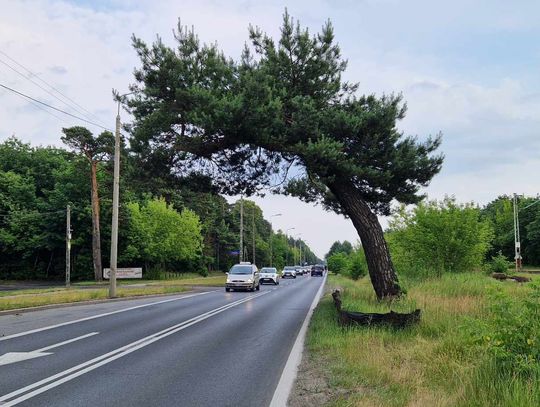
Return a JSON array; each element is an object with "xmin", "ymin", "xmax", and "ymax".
[
  {"xmin": 0, "ymin": 82, "xmax": 112, "ymax": 131},
  {"xmin": 0, "ymin": 57, "xmax": 105, "ymax": 128},
  {"xmin": 0, "ymin": 50, "xmax": 108, "ymax": 127}
]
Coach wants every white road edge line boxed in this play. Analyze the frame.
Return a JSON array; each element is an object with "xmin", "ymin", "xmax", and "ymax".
[
  {"xmin": 0, "ymin": 291, "xmax": 214, "ymax": 342},
  {"xmin": 0, "ymin": 291, "xmax": 269, "ymax": 406},
  {"xmin": 269, "ymin": 274, "xmax": 327, "ymax": 407}
]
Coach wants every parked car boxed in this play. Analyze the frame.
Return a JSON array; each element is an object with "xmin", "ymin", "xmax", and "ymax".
[
  {"xmin": 311, "ymin": 264, "xmax": 324, "ymax": 277},
  {"xmin": 260, "ymin": 267, "xmax": 279, "ymax": 285},
  {"xmin": 282, "ymin": 266, "xmax": 297, "ymax": 279},
  {"xmin": 225, "ymin": 262, "xmax": 260, "ymax": 292}
]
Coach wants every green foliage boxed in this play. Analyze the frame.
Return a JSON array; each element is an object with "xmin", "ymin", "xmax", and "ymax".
[
  {"xmin": 325, "ymin": 240, "xmax": 353, "ymax": 259},
  {"xmin": 124, "ymin": 198, "xmax": 202, "ymax": 272},
  {"xmin": 471, "ymin": 284, "xmax": 540, "ymax": 376},
  {"xmin": 487, "ymin": 251, "xmax": 512, "ymax": 274},
  {"xmin": 347, "ymin": 247, "xmax": 368, "ymax": 280},
  {"xmin": 388, "ymin": 197, "xmax": 493, "ymax": 278},
  {"xmin": 327, "ymin": 252, "xmax": 349, "ymax": 275},
  {"xmin": 482, "ymin": 195, "xmax": 540, "ymax": 266}
]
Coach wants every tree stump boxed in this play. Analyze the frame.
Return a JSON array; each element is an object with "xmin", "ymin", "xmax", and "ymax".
[
  {"xmin": 331, "ymin": 290, "xmax": 421, "ymax": 328},
  {"xmin": 491, "ymin": 273, "xmax": 508, "ymax": 281}
]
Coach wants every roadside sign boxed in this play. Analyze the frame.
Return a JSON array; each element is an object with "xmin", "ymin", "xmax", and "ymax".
[{"xmin": 103, "ymin": 267, "xmax": 142, "ymax": 279}]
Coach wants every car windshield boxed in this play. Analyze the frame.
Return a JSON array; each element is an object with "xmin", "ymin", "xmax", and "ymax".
[
  {"xmin": 229, "ymin": 265, "xmax": 253, "ymax": 274},
  {"xmin": 284, "ymin": 266, "xmax": 295, "ymax": 270},
  {"xmin": 261, "ymin": 268, "xmax": 276, "ymax": 273}
]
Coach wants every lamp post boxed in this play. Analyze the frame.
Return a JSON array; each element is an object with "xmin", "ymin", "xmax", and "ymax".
[
  {"xmin": 269, "ymin": 213, "xmax": 282, "ymax": 267},
  {"xmin": 285, "ymin": 227, "xmax": 295, "ymax": 266},
  {"xmin": 109, "ymin": 92, "xmax": 133, "ymax": 298}
]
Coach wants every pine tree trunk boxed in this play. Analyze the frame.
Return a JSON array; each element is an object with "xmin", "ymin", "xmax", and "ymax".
[
  {"xmin": 90, "ymin": 161, "xmax": 103, "ymax": 282},
  {"xmin": 329, "ymin": 181, "xmax": 402, "ymax": 299}
]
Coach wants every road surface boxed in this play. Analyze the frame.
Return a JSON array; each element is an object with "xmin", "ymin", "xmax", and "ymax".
[{"xmin": 0, "ymin": 274, "xmax": 325, "ymax": 407}]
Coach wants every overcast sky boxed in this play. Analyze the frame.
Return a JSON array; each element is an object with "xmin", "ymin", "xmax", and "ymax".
[{"xmin": 1, "ymin": 0, "xmax": 539, "ymax": 258}]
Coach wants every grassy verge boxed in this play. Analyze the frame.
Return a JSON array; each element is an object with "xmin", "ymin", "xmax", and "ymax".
[
  {"xmin": 0, "ymin": 285, "xmax": 190, "ymax": 311},
  {"xmin": 0, "ymin": 273, "xmax": 226, "ymax": 311},
  {"xmin": 304, "ymin": 272, "xmax": 540, "ymax": 406}
]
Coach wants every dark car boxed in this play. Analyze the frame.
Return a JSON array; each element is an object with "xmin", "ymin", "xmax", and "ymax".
[{"xmin": 311, "ymin": 265, "xmax": 324, "ymax": 277}]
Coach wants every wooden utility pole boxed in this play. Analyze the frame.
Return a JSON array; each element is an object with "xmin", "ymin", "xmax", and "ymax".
[
  {"xmin": 239, "ymin": 196, "xmax": 244, "ymax": 263},
  {"xmin": 66, "ymin": 204, "xmax": 71, "ymax": 287},
  {"xmin": 252, "ymin": 207, "xmax": 256, "ymax": 266}
]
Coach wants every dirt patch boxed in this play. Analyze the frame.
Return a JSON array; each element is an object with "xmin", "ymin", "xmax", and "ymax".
[{"xmin": 288, "ymin": 352, "xmax": 333, "ymax": 407}]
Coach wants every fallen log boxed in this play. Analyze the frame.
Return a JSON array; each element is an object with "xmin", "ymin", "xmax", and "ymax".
[
  {"xmin": 509, "ymin": 275, "xmax": 531, "ymax": 283},
  {"xmin": 491, "ymin": 273, "xmax": 508, "ymax": 281},
  {"xmin": 331, "ymin": 290, "xmax": 421, "ymax": 328}
]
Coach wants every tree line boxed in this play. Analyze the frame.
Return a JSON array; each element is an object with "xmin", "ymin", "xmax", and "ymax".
[
  {"xmin": 0, "ymin": 136, "xmax": 320, "ymax": 281},
  {"xmin": 325, "ymin": 195, "xmax": 540, "ymax": 281}
]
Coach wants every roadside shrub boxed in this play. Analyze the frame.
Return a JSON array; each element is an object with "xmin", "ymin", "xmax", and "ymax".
[
  {"xmin": 347, "ymin": 248, "xmax": 367, "ymax": 280},
  {"xmin": 472, "ymin": 284, "xmax": 540, "ymax": 376},
  {"xmin": 327, "ymin": 252, "xmax": 349, "ymax": 275},
  {"xmin": 387, "ymin": 197, "xmax": 493, "ymax": 278},
  {"xmin": 487, "ymin": 251, "xmax": 512, "ymax": 275}
]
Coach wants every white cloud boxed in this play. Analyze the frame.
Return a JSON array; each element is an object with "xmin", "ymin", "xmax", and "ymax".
[{"xmin": 1, "ymin": 0, "xmax": 539, "ymax": 257}]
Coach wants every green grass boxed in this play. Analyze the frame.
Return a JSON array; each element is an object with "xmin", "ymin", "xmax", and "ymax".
[{"xmin": 305, "ymin": 272, "xmax": 540, "ymax": 406}]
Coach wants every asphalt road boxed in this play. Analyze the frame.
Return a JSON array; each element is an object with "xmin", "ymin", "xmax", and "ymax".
[{"xmin": 0, "ymin": 274, "xmax": 326, "ymax": 407}]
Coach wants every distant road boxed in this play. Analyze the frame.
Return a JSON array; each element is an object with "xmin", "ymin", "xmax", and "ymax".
[{"xmin": 0, "ymin": 275, "xmax": 325, "ymax": 406}]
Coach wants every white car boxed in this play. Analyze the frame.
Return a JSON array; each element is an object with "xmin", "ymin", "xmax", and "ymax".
[
  {"xmin": 225, "ymin": 262, "xmax": 260, "ymax": 292},
  {"xmin": 259, "ymin": 267, "xmax": 279, "ymax": 285},
  {"xmin": 282, "ymin": 266, "xmax": 297, "ymax": 279}
]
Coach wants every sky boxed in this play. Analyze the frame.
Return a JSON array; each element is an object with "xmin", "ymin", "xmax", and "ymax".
[{"xmin": 1, "ymin": 0, "xmax": 539, "ymax": 258}]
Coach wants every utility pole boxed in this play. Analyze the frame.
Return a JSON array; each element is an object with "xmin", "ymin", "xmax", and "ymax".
[
  {"xmin": 66, "ymin": 204, "xmax": 71, "ymax": 288},
  {"xmin": 239, "ymin": 196, "xmax": 244, "ymax": 263},
  {"xmin": 252, "ymin": 206, "xmax": 256, "ymax": 266},
  {"xmin": 269, "ymin": 213, "xmax": 282, "ymax": 267},
  {"xmin": 109, "ymin": 100, "xmax": 122, "ymax": 298},
  {"xmin": 513, "ymin": 193, "xmax": 522, "ymax": 272}
]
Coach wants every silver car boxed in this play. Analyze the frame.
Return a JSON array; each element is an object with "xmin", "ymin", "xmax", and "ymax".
[
  {"xmin": 282, "ymin": 266, "xmax": 297, "ymax": 279},
  {"xmin": 225, "ymin": 263, "xmax": 260, "ymax": 292}
]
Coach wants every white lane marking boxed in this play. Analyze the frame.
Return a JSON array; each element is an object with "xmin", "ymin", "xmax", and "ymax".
[
  {"xmin": 0, "ymin": 291, "xmax": 268, "ymax": 406},
  {"xmin": 34, "ymin": 332, "xmax": 99, "ymax": 353},
  {"xmin": 270, "ymin": 274, "xmax": 327, "ymax": 407},
  {"xmin": 0, "ymin": 291, "xmax": 214, "ymax": 342},
  {"xmin": 0, "ymin": 332, "xmax": 99, "ymax": 367}
]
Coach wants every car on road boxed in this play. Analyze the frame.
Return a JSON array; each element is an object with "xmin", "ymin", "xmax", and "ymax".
[
  {"xmin": 295, "ymin": 266, "xmax": 304, "ymax": 276},
  {"xmin": 311, "ymin": 264, "xmax": 324, "ymax": 277},
  {"xmin": 259, "ymin": 267, "xmax": 279, "ymax": 285},
  {"xmin": 225, "ymin": 262, "xmax": 260, "ymax": 292},
  {"xmin": 282, "ymin": 266, "xmax": 297, "ymax": 279}
]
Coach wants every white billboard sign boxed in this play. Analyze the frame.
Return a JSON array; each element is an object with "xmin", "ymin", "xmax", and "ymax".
[{"xmin": 103, "ymin": 267, "xmax": 142, "ymax": 279}]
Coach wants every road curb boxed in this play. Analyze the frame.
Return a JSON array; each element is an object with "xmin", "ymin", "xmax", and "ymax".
[
  {"xmin": 0, "ymin": 289, "xmax": 210, "ymax": 316},
  {"xmin": 270, "ymin": 274, "xmax": 328, "ymax": 407}
]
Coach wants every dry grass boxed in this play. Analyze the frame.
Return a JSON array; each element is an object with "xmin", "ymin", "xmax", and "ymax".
[
  {"xmin": 303, "ymin": 272, "xmax": 540, "ymax": 406},
  {"xmin": 0, "ymin": 285, "xmax": 188, "ymax": 311}
]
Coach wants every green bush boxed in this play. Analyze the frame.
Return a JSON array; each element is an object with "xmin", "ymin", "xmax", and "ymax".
[
  {"xmin": 473, "ymin": 284, "xmax": 540, "ymax": 376},
  {"xmin": 347, "ymin": 248, "xmax": 367, "ymax": 280},
  {"xmin": 327, "ymin": 252, "xmax": 349, "ymax": 275},
  {"xmin": 487, "ymin": 251, "xmax": 512, "ymax": 274},
  {"xmin": 387, "ymin": 197, "xmax": 493, "ymax": 278}
]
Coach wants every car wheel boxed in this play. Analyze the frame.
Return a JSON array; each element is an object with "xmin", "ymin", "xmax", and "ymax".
[
  {"xmin": 294, "ymin": 276, "xmax": 296, "ymax": 279},
  {"xmin": 225, "ymin": 287, "xmax": 230, "ymax": 292},
  {"xmin": 256, "ymin": 283, "xmax": 260, "ymax": 291}
]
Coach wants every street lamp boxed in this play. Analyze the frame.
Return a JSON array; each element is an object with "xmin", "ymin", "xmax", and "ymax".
[
  {"xmin": 285, "ymin": 227, "xmax": 295, "ymax": 266},
  {"xmin": 269, "ymin": 213, "xmax": 282, "ymax": 267},
  {"xmin": 109, "ymin": 91, "xmax": 133, "ymax": 298}
]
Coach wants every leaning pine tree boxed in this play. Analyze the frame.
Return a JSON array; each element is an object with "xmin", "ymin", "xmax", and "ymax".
[{"xmin": 126, "ymin": 12, "xmax": 443, "ymax": 299}]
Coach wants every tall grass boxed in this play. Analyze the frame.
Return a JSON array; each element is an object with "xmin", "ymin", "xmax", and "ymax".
[{"xmin": 305, "ymin": 273, "xmax": 540, "ymax": 406}]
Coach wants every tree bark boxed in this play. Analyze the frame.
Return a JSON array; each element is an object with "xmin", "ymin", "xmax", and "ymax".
[
  {"xmin": 329, "ymin": 181, "xmax": 402, "ymax": 299},
  {"xmin": 90, "ymin": 161, "xmax": 103, "ymax": 281}
]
